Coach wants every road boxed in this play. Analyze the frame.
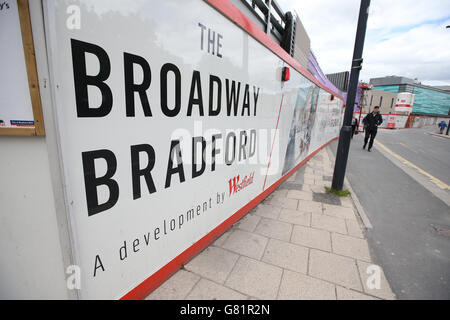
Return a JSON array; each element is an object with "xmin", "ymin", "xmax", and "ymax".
[{"xmin": 329, "ymin": 126, "xmax": 450, "ymax": 299}]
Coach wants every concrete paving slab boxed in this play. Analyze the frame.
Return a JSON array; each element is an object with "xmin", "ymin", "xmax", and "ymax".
[
  {"xmin": 304, "ymin": 168, "xmax": 314, "ymax": 174},
  {"xmin": 309, "ymin": 249, "xmax": 362, "ymax": 291},
  {"xmin": 254, "ymin": 218, "xmax": 293, "ymax": 242},
  {"xmin": 221, "ymin": 230, "xmax": 268, "ymax": 260},
  {"xmin": 185, "ymin": 246, "xmax": 239, "ymax": 284},
  {"xmin": 186, "ymin": 278, "xmax": 248, "ymax": 300},
  {"xmin": 291, "ymin": 225, "xmax": 332, "ymax": 251},
  {"xmin": 278, "ymin": 181, "xmax": 303, "ymax": 190},
  {"xmin": 278, "ymin": 209, "xmax": 311, "ymax": 227},
  {"xmin": 323, "ymin": 204, "xmax": 357, "ymax": 220},
  {"xmin": 287, "ymin": 175, "xmax": 296, "ymax": 182},
  {"xmin": 339, "ymin": 196, "xmax": 354, "ymax": 208},
  {"xmin": 225, "ymin": 256, "xmax": 283, "ymax": 300},
  {"xmin": 253, "ymin": 204, "xmax": 282, "ymax": 220},
  {"xmin": 300, "ymin": 184, "xmax": 312, "ymax": 192},
  {"xmin": 311, "ymin": 213, "xmax": 347, "ymax": 234},
  {"xmin": 212, "ymin": 230, "xmax": 232, "ymax": 247},
  {"xmin": 262, "ymin": 238, "xmax": 309, "ymax": 273},
  {"xmin": 336, "ymin": 286, "xmax": 378, "ymax": 300},
  {"xmin": 332, "ymin": 233, "xmax": 372, "ymax": 262},
  {"xmin": 270, "ymin": 197, "xmax": 298, "ymax": 210},
  {"xmin": 278, "ymin": 270, "xmax": 336, "ymax": 300},
  {"xmin": 297, "ymin": 199, "xmax": 323, "ymax": 214},
  {"xmin": 314, "ymin": 180, "xmax": 327, "ymax": 186},
  {"xmin": 236, "ymin": 213, "xmax": 261, "ymax": 232},
  {"xmin": 146, "ymin": 270, "xmax": 200, "ymax": 300},
  {"xmin": 309, "ymin": 185, "xmax": 327, "ymax": 193},
  {"xmin": 346, "ymin": 219, "xmax": 365, "ymax": 239},
  {"xmin": 303, "ymin": 173, "xmax": 316, "ymax": 180},
  {"xmin": 287, "ymin": 190, "xmax": 313, "ymax": 201},
  {"xmin": 271, "ymin": 189, "xmax": 288, "ymax": 198}
]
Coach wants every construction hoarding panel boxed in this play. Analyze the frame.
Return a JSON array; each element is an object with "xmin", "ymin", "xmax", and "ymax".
[{"xmin": 45, "ymin": 0, "xmax": 343, "ymax": 298}]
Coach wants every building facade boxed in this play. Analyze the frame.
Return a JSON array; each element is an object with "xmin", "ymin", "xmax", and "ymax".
[
  {"xmin": 326, "ymin": 71, "xmax": 349, "ymax": 93},
  {"xmin": 370, "ymin": 76, "xmax": 450, "ymax": 115},
  {"xmin": 361, "ymin": 89, "xmax": 399, "ymax": 114}
]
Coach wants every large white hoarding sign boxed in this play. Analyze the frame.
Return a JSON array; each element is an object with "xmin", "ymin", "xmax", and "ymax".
[{"xmin": 45, "ymin": 0, "xmax": 343, "ymax": 299}]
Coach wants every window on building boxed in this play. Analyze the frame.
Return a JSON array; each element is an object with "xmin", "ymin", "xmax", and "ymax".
[
  {"xmin": 391, "ymin": 98, "xmax": 394, "ymax": 108},
  {"xmin": 370, "ymin": 95, "xmax": 373, "ymax": 106},
  {"xmin": 380, "ymin": 96, "xmax": 383, "ymax": 107}
]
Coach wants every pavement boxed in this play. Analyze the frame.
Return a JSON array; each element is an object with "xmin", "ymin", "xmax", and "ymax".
[
  {"xmin": 329, "ymin": 126, "xmax": 450, "ymax": 299},
  {"xmin": 145, "ymin": 147, "xmax": 396, "ymax": 300}
]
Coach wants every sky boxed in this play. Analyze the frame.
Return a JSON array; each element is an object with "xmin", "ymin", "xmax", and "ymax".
[{"xmin": 278, "ymin": 0, "xmax": 450, "ymax": 86}]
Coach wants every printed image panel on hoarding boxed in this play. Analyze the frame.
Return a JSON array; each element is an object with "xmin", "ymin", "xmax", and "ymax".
[
  {"xmin": 310, "ymin": 90, "xmax": 342, "ymax": 150},
  {"xmin": 45, "ymin": 0, "xmax": 343, "ymax": 299},
  {"xmin": 282, "ymin": 83, "xmax": 316, "ymax": 175}
]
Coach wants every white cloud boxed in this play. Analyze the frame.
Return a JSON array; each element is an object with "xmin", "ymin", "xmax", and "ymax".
[{"xmin": 278, "ymin": 0, "xmax": 450, "ymax": 85}]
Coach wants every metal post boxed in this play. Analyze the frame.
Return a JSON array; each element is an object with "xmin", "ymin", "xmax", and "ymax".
[
  {"xmin": 359, "ymin": 90, "xmax": 364, "ymax": 129},
  {"xmin": 331, "ymin": 0, "xmax": 371, "ymax": 190},
  {"xmin": 446, "ymin": 119, "xmax": 450, "ymax": 135}
]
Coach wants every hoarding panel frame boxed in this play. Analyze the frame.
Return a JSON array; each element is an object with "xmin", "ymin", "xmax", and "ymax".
[{"xmin": 0, "ymin": 0, "xmax": 45, "ymax": 136}]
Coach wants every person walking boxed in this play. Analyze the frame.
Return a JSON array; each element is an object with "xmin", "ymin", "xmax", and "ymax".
[
  {"xmin": 362, "ymin": 106, "xmax": 383, "ymax": 152},
  {"xmin": 351, "ymin": 115, "xmax": 359, "ymax": 139},
  {"xmin": 438, "ymin": 120, "xmax": 447, "ymax": 134}
]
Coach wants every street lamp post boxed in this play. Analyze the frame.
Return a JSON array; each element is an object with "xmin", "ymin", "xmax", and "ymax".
[
  {"xmin": 446, "ymin": 108, "xmax": 450, "ymax": 135},
  {"xmin": 445, "ymin": 28, "xmax": 449, "ymax": 134},
  {"xmin": 331, "ymin": 0, "xmax": 371, "ymax": 190}
]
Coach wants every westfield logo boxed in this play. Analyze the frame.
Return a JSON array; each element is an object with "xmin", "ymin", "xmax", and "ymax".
[{"xmin": 228, "ymin": 172, "xmax": 255, "ymax": 196}]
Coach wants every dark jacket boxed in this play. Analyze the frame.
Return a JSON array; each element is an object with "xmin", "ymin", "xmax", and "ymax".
[{"xmin": 363, "ymin": 112, "xmax": 383, "ymax": 130}]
